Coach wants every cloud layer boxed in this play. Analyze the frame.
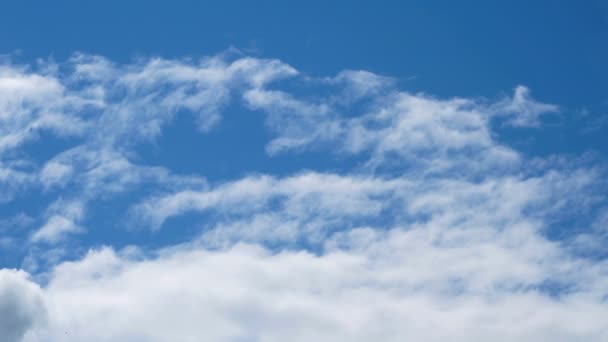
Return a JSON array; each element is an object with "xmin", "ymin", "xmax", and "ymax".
[{"xmin": 0, "ymin": 53, "xmax": 606, "ymax": 341}]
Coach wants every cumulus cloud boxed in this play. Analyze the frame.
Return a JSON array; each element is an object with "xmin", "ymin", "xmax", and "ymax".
[
  {"xmin": 0, "ymin": 53, "xmax": 606, "ymax": 341},
  {"xmin": 0, "ymin": 270, "xmax": 45, "ymax": 342},
  {"xmin": 14, "ymin": 240, "xmax": 608, "ymax": 341}
]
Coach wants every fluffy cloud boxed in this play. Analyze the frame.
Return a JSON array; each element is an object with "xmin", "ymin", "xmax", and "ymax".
[
  {"xmin": 0, "ymin": 270, "xmax": 45, "ymax": 342},
  {"xmin": 11, "ymin": 238, "xmax": 608, "ymax": 341}
]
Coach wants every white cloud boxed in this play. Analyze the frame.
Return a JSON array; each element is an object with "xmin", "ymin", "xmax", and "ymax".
[
  {"xmin": 494, "ymin": 85, "xmax": 559, "ymax": 127},
  {"xmin": 30, "ymin": 199, "xmax": 86, "ymax": 244},
  {"xmin": 0, "ymin": 269, "xmax": 45, "ymax": 342},
  {"xmin": 342, "ymin": 92, "xmax": 519, "ymax": 173},
  {"xmin": 0, "ymin": 162, "xmax": 33, "ymax": 203},
  {"xmin": 243, "ymin": 88, "xmax": 340, "ymax": 154},
  {"xmin": 40, "ymin": 161, "xmax": 73, "ymax": 189},
  {"xmin": 131, "ymin": 172, "xmax": 407, "ymax": 234},
  {"xmin": 31, "ymin": 215, "xmax": 83, "ymax": 244},
  {"xmin": 243, "ymin": 82, "xmax": 541, "ymax": 177},
  {"xmin": 6, "ymin": 236, "xmax": 608, "ymax": 342},
  {"xmin": 0, "ymin": 64, "xmax": 89, "ymax": 154},
  {"xmin": 328, "ymin": 70, "xmax": 394, "ymax": 100},
  {"xmin": 131, "ymin": 166, "xmax": 598, "ymax": 250}
]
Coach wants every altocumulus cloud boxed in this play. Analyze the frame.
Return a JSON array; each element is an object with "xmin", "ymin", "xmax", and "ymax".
[{"xmin": 0, "ymin": 53, "xmax": 606, "ymax": 341}]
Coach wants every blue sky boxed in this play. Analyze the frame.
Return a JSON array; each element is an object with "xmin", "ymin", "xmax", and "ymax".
[{"xmin": 0, "ymin": 1, "xmax": 607, "ymax": 341}]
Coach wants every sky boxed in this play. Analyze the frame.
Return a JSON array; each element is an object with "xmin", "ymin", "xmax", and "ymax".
[{"xmin": 0, "ymin": 1, "xmax": 607, "ymax": 341}]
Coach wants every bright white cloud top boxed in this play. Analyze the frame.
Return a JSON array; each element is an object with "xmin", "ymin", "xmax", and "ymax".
[{"xmin": 0, "ymin": 53, "xmax": 607, "ymax": 341}]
